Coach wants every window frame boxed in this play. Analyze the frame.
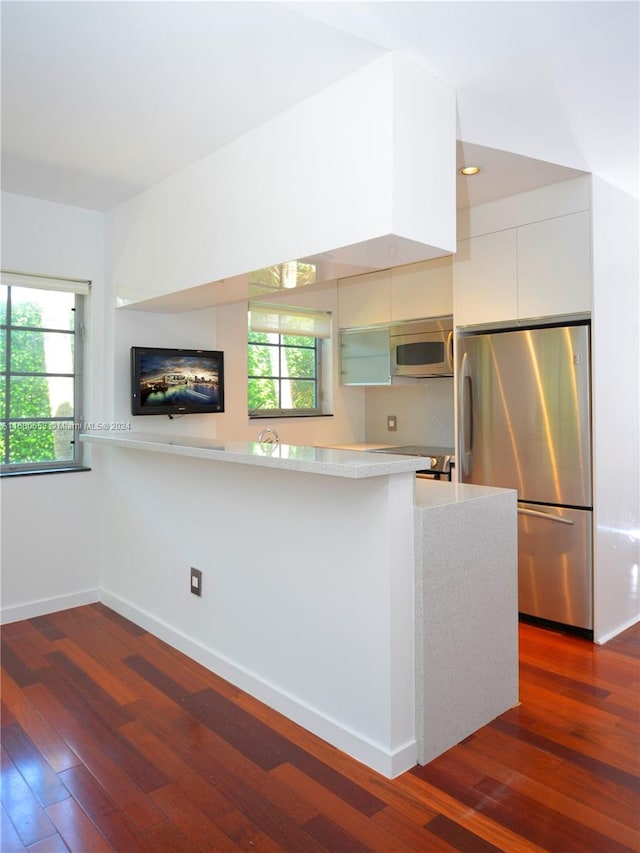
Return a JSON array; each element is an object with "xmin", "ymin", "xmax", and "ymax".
[
  {"xmin": 248, "ymin": 329, "xmax": 324, "ymax": 419},
  {"xmin": 1, "ymin": 271, "xmax": 89, "ymax": 476}
]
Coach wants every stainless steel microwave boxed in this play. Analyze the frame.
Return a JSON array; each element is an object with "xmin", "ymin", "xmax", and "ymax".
[{"xmin": 390, "ymin": 316, "xmax": 454, "ymax": 378}]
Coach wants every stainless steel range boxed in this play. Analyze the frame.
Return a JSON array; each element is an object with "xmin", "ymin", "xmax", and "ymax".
[{"xmin": 370, "ymin": 445, "xmax": 454, "ymax": 480}]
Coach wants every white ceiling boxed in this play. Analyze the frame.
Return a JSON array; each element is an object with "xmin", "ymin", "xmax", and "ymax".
[{"xmin": 1, "ymin": 1, "xmax": 636, "ymax": 213}]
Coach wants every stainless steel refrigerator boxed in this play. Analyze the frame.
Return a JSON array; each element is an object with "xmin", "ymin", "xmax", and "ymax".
[{"xmin": 457, "ymin": 322, "xmax": 593, "ymax": 630}]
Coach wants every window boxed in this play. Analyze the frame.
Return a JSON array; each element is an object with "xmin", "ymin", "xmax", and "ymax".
[
  {"xmin": 248, "ymin": 302, "xmax": 331, "ymax": 417},
  {"xmin": 0, "ymin": 270, "xmax": 89, "ymax": 475}
]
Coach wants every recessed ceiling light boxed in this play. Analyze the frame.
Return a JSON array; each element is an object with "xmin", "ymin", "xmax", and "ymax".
[{"xmin": 459, "ymin": 165, "xmax": 481, "ymax": 176}]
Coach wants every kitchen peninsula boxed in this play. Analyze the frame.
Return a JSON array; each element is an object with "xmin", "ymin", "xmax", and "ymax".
[{"xmin": 81, "ymin": 431, "xmax": 518, "ymax": 777}]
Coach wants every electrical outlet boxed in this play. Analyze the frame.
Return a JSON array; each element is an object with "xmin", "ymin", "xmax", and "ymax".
[
  {"xmin": 190, "ymin": 567, "xmax": 202, "ymax": 596},
  {"xmin": 387, "ymin": 415, "xmax": 397, "ymax": 431}
]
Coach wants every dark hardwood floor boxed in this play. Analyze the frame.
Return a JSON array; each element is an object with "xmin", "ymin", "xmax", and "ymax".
[{"xmin": 1, "ymin": 603, "xmax": 638, "ymax": 852}]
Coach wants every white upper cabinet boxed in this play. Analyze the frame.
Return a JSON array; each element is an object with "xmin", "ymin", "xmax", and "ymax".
[
  {"xmin": 454, "ymin": 178, "xmax": 592, "ymax": 328},
  {"xmin": 517, "ymin": 211, "xmax": 592, "ymax": 319},
  {"xmin": 390, "ymin": 256, "xmax": 453, "ymax": 322},
  {"xmin": 338, "ymin": 269, "xmax": 391, "ymax": 328},
  {"xmin": 338, "ymin": 257, "xmax": 453, "ymax": 329},
  {"xmin": 454, "ymin": 230, "xmax": 518, "ymax": 327},
  {"xmin": 337, "ymin": 257, "xmax": 454, "ymax": 385}
]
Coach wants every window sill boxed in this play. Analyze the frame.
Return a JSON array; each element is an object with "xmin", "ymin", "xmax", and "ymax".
[
  {"xmin": 1, "ymin": 466, "xmax": 92, "ymax": 479},
  {"xmin": 248, "ymin": 413, "xmax": 334, "ymax": 420}
]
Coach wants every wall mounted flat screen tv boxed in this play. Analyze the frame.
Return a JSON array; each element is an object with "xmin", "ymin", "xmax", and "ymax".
[{"xmin": 131, "ymin": 347, "xmax": 224, "ymax": 416}]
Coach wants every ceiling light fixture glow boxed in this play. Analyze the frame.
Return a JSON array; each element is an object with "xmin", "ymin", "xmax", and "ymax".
[{"xmin": 459, "ymin": 165, "xmax": 481, "ymax": 176}]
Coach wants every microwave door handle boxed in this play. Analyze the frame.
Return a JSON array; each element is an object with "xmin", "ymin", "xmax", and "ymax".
[
  {"xmin": 459, "ymin": 351, "xmax": 473, "ymax": 477},
  {"xmin": 447, "ymin": 331, "xmax": 454, "ymax": 372}
]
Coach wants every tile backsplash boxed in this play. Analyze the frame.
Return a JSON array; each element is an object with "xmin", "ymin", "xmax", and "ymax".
[{"xmin": 364, "ymin": 380, "xmax": 455, "ymax": 448}]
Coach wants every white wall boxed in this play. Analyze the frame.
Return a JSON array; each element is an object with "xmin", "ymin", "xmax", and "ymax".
[
  {"xmin": 591, "ymin": 178, "xmax": 640, "ymax": 641},
  {"xmin": 0, "ymin": 475, "xmax": 101, "ymax": 621},
  {"xmin": 112, "ymin": 305, "xmax": 223, "ymax": 439},
  {"xmin": 0, "ymin": 192, "xmax": 106, "ymax": 621}
]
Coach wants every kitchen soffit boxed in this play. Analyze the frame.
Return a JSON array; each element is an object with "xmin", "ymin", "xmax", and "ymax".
[{"xmin": 120, "ymin": 142, "xmax": 586, "ymax": 314}]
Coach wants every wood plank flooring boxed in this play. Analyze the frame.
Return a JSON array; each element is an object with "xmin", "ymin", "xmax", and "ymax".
[{"xmin": 1, "ymin": 603, "xmax": 638, "ymax": 852}]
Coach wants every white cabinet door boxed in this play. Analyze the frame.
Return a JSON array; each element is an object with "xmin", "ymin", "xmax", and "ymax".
[
  {"xmin": 390, "ymin": 256, "xmax": 453, "ymax": 322},
  {"xmin": 338, "ymin": 269, "xmax": 391, "ymax": 328},
  {"xmin": 517, "ymin": 211, "xmax": 592, "ymax": 319},
  {"xmin": 454, "ymin": 230, "xmax": 518, "ymax": 327}
]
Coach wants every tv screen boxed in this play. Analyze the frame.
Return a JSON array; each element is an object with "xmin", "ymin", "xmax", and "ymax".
[{"xmin": 131, "ymin": 347, "xmax": 224, "ymax": 416}]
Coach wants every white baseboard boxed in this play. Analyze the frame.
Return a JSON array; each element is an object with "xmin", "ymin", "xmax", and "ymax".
[
  {"xmin": 100, "ymin": 590, "xmax": 416, "ymax": 779},
  {"xmin": 595, "ymin": 612, "xmax": 640, "ymax": 645},
  {"xmin": 0, "ymin": 589, "xmax": 100, "ymax": 625}
]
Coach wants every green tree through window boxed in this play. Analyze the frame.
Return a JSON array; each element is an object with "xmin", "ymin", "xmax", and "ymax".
[{"xmin": 248, "ymin": 331, "xmax": 319, "ymax": 414}]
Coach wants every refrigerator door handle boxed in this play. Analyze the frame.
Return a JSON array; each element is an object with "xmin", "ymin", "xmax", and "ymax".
[
  {"xmin": 459, "ymin": 351, "xmax": 473, "ymax": 476},
  {"xmin": 518, "ymin": 507, "xmax": 575, "ymax": 526}
]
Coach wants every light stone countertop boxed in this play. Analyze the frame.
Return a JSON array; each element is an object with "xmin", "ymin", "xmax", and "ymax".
[
  {"xmin": 79, "ymin": 431, "xmax": 425, "ymax": 479},
  {"xmin": 80, "ymin": 432, "xmax": 512, "ymax": 505},
  {"xmin": 415, "ymin": 478, "xmax": 514, "ymax": 508}
]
